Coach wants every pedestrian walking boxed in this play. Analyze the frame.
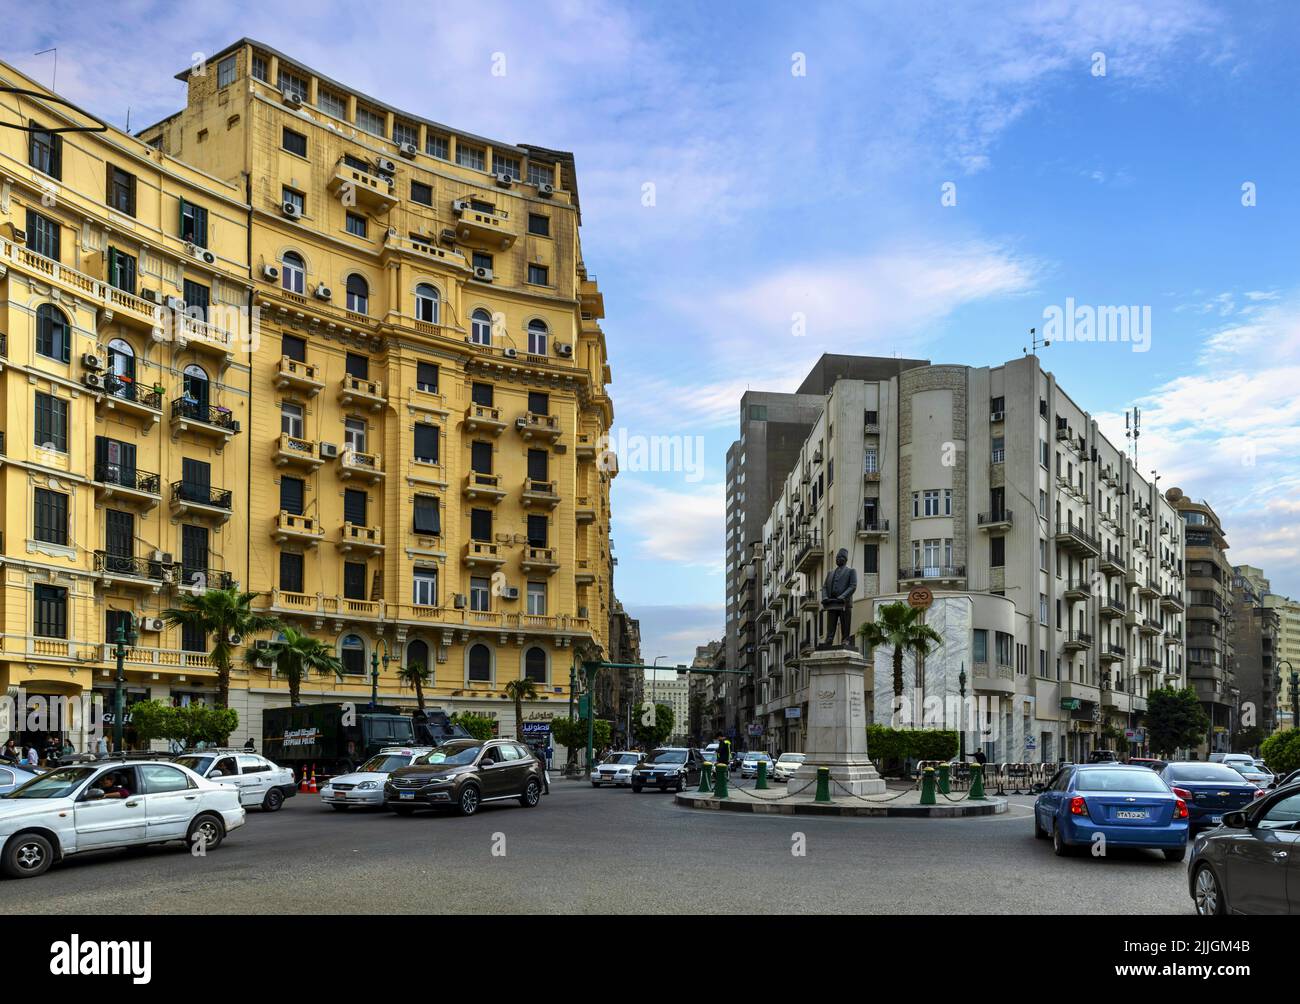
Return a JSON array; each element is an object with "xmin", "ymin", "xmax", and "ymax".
[
  {"xmin": 25, "ymin": 745, "xmax": 39, "ymax": 766},
  {"xmin": 1, "ymin": 739, "xmax": 18, "ymax": 763},
  {"xmin": 533, "ymin": 746, "xmax": 550, "ymax": 794},
  {"xmin": 243, "ymin": 737, "xmax": 256, "ymax": 752}
]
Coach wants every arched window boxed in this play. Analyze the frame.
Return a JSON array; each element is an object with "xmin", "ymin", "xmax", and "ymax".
[
  {"xmin": 467, "ymin": 643, "xmax": 492, "ymax": 683},
  {"xmin": 182, "ymin": 364, "xmax": 210, "ymax": 413},
  {"xmin": 527, "ymin": 319, "xmax": 548, "ymax": 356},
  {"xmin": 415, "ymin": 283, "xmax": 439, "ymax": 324},
  {"xmin": 470, "ymin": 308, "xmax": 492, "ymax": 346},
  {"xmin": 340, "ymin": 634, "xmax": 366, "ymax": 675},
  {"xmin": 346, "ymin": 274, "xmax": 369, "ymax": 314},
  {"xmin": 407, "ymin": 639, "xmax": 430, "ymax": 672},
  {"xmin": 35, "ymin": 304, "xmax": 71, "ymax": 363},
  {"xmin": 524, "ymin": 647, "xmax": 547, "ymax": 684},
  {"xmin": 281, "ymin": 251, "xmax": 305, "ymax": 295},
  {"xmin": 106, "ymin": 338, "xmax": 136, "ymax": 399}
]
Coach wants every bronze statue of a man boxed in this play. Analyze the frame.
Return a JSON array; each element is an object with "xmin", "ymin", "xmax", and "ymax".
[{"xmin": 820, "ymin": 547, "xmax": 858, "ymax": 648}]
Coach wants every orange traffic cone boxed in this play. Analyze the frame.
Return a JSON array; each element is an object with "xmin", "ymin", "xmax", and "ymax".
[
  {"xmin": 298, "ymin": 768, "xmax": 309, "ymax": 793},
  {"xmin": 308, "ymin": 766, "xmax": 318, "ymax": 794}
]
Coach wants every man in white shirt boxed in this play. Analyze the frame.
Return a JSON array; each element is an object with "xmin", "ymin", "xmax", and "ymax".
[{"xmin": 25, "ymin": 746, "xmax": 39, "ymax": 766}]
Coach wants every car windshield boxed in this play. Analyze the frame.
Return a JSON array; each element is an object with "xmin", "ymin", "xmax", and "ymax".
[
  {"xmin": 744, "ymin": 753, "xmax": 770, "ymax": 761},
  {"xmin": 1075, "ymin": 769, "xmax": 1170, "ymax": 793},
  {"xmin": 174, "ymin": 755, "xmax": 213, "ymax": 775},
  {"xmin": 2, "ymin": 766, "xmax": 96, "ymax": 799},
  {"xmin": 647, "ymin": 750, "xmax": 687, "ymax": 764},
  {"xmin": 415, "ymin": 743, "xmax": 480, "ymax": 767},
  {"xmin": 603, "ymin": 754, "xmax": 640, "ymax": 765},
  {"xmin": 358, "ymin": 754, "xmax": 412, "ymax": 773},
  {"xmin": 1230, "ymin": 764, "xmax": 1267, "ymax": 777},
  {"xmin": 778, "ymin": 754, "xmax": 805, "ymax": 763},
  {"xmin": 1166, "ymin": 764, "xmax": 1253, "ymax": 783}
]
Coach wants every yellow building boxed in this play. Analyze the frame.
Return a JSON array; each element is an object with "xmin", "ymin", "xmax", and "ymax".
[
  {"xmin": 0, "ymin": 38, "xmax": 614, "ymax": 749},
  {"xmin": 1, "ymin": 59, "xmax": 252, "ymax": 748}
]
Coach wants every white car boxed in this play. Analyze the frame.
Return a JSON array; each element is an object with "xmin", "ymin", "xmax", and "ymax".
[
  {"xmin": 592, "ymin": 751, "xmax": 643, "ymax": 787},
  {"xmin": 0, "ymin": 758, "xmax": 245, "ymax": 879},
  {"xmin": 739, "ymin": 752, "xmax": 775, "ymax": 778},
  {"xmin": 173, "ymin": 750, "xmax": 297, "ymax": 811},
  {"xmin": 772, "ymin": 753, "xmax": 807, "ymax": 782},
  {"xmin": 320, "ymin": 747, "xmax": 433, "ymax": 809}
]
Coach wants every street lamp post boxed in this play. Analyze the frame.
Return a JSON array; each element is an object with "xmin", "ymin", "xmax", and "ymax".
[
  {"xmin": 112, "ymin": 615, "xmax": 137, "ymax": 752},
  {"xmin": 958, "ymin": 665, "xmax": 966, "ymax": 762},
  {"xmin": 370, "ymin": 638, "xmax": 392, "ymax": 712}
]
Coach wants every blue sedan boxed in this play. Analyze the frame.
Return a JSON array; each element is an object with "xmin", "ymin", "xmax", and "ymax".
[
  {"xmin": 0, "ymin": 762, "xmax": 42, "ymax": 795},
  {"xmin": 1034, "ymin": 764, "xmax": 1189, "ymax": 861},
  {"xmin": 1159, "ymin": 761, "xmax": 1264, "ymax": 833}
]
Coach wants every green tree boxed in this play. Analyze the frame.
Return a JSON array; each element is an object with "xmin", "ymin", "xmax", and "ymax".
[
  {"xmin": 128, "ymin": 700, "xmax": 177, "ymax": 746},
  {"xmin": 163, "ymin": 587, "xmax": 281, "ymax": 709},
  {"xmin": 551, "ymin": 715, "xmax": 611, "ymax": 768},
  {"xmin": 859, "ymin": 601, "xmax": 943, "ymax": 718},
  {"xmin": 504, "ymin": 677, "xmax": 540, "ymax": 739},
  {"xmin": 450, "ymin": 712, "xmax": 496, "ymax": 741},
  {"xmin": 173, "ymin": 705, "xmax": 239, "ymax": 748},
  {"xmin": 1260, "ymin": 729, "xmax": 1300, "ymax": 776},
  {"xmin": 632, "ymin": 701, "xmax": 674, "ymax": 749},
  {"xmin": 1234, "ymin": 725, "xmax": 1265, "ymax": 753},
  {"xmin": 1145, "ymin": 686, "xmax": 1210, "ymax": 757},
  {"xmin": 246, "ymin": 626, "xmax": 342, "ymax": 706},
  {"xmin": 396, "ymin": 661, "xmax": 432, "ymax": 713}
]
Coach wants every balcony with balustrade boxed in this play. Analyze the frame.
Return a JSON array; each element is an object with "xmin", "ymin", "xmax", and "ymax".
[
  {"xmin": 94, "ymin": 552, "xmax": 171, "ymax": 592},
  {"xmin": 273, "ymin": 511, "xmax": 325, "ymax": 546},
  {"xmin": 1055, "ymin": 522, "xmax": 1100, "ymax": 558},
  {"xmin": 95, "ymin": 377, "xmax": 164, "ymax": 428},
  {"xmin": 274, "ymin": 432, "xmax": 323, "ymax": 470},
  {"xmin": 516, "ymin": 412, "xmax": 562, "ymax": 442},
  {"xmin": 276, "ymin": 356, "xmax": 325, "ymax": 396},
  {"xmin": 339, "ymin": 375, "xmax": 385, "ymax": 411},
  {"xmin": 520, "ymin": 546, "xmax": 559, "ymax": 575},
  {"xmin": 170, "ymin": 481, "xmax": 233, "ymax": 523},
  {"xmin": 521, "ymin": 479, "xmax": 561, "ymax": 509},
  {"xmin": 171, "ymin": 399, "xmax": 239, "ymax": 445},
  {"xmin": 338, "ymin": 522, "xmax": 383, "ymax": 554},
  {"xmin": 464, "ymin": 471, "xmax": 506, "ymax": 503},
  {"xmin": 93, "ymin": 464, "xmax": 162, "ymax": 510},
  {"xmin": 338, "ymin": 449, "xmax": 385, "ymax": 483},
  {"xmin": 464, "ymin": 541, "xmax": 506, "ymax": 569},
  {"xmin": 464, "ymin": 404, "xmax": 507, "ymax": 435}
]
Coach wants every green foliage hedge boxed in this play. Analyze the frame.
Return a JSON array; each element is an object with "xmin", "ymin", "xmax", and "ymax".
[
  {"xmin": 1260, "ymin": 729, "xmax": 1300, "ymax": 777},
  {"xmin": 867, "ymin": 725, "xmax": 958, "ymax": 764}
]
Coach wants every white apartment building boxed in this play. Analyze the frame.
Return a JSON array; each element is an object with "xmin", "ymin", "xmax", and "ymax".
[
  {"xmin": 754, "ymin": 355, "xmax": 1187, "ymax": 763},
  {"xmin": 645, "ymin": 670, "xmax": 690, "ymax": 743}
]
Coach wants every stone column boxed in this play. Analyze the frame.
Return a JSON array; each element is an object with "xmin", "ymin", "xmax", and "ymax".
[{"xmin": 788, "ymin": 649, "xmax": 885, "ymax": 797}]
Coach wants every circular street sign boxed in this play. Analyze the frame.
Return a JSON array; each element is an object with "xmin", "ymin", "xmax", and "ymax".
[{"xmin": 907, "ymin": 587, "xmax": 933, "ymax": 609}]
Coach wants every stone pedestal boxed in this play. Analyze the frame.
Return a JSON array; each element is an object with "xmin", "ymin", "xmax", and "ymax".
[{"xmin": 787, "ymin": 649, "xmax": 886, "ymax": 798}]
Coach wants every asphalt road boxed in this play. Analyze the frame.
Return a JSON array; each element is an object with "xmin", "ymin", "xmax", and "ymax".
[{"xmin": 3, "ymin": 781, "xmax": 1194, "ymax": 914}]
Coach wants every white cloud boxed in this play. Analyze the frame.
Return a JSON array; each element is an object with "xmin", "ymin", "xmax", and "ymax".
[{"xmin": 615, "ymin": 481, "xmax": 725, "ymax": 570}]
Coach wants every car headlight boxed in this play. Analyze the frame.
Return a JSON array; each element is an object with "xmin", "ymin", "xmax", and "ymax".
[
  {"xmin": 617, "ymin": 768, "xmax": 630, "ymax": 775},
  {"xmin": 356, "ymin": 781, "xmax": 377, "ymax": 790}
]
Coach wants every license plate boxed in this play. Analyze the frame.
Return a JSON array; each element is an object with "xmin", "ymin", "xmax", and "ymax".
[
  {"xmin": 400, "ymin": 792, "xmax": 414, "ymax": 800},
  {"xmin": 335, "ymin": 792, "xmax": 346, "ymax": 799},
  {"xmin": 1211, "ymin": 815, "xmax": 1222, "ymax": 824},
  {"xmin": 1116, "ymin": 810, "xmax": 1148, "ymax": 819}
]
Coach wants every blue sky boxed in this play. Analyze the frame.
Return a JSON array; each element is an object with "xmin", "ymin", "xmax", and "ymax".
[{"xmin": 9, "ymin": 1, "xmax": 1299, "ymax": 665}]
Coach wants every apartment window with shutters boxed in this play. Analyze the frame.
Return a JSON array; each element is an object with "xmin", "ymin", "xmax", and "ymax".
[
  {"xmin": 344, "ymin": 418, "xmax": 367, "ymax": 456},
  {"xmin": 280, "ymin": 552, "xmax": 304, "ymax": 593},
  {"xmin": 281, "ymin": 402, "xmax": 304, "ymax": 439},
  {"xmin": 356, "ymin": 106, "xmax": 386, "ymax": 137},
  {"xmin": 527, "ymin": 264, "xmax": 549, "ymax": 286},
  {"xmin": 26, "ymin": 209, "xmax": 60, "ymax": 260},
  {"xmin": 33, "ymin": 584, "xmax": 67, "ymax": 638},
  {"xmin": 106, "ymin": 165, "xmax": 137, "ymax": 215},
  {"xmin": 528, "ymin": 213, "xmax": 550, "ymax": 237},
  {"xmin": 527, "ymin": 581, "xmax": 547, "ymax": 616},
  {"xmin": 29, "ymin": 125, "xmax": 62, "ymax": 178},
  {"xmin": 471, "ymin": 382, "xmax": 494, "ymax": 407},
  {"xmin": 344, "ymin": 489, "xmax": 367, "ymax": 527},
  {"xmin": 471, "ymin": 441, "xmax": 493, "ymax": 476},
  {"xmin": 280, "ymin": 476, "xmax": 305, "ymax": 516},
  {"xmin": 414, "ymin": 423, "xmax": 438, "ymax": 464},
  {"xmin": 282, "ymin": 127, "xmax": 307, "ymax": 157},
  {"xmin": 282, "ymin": 187, "xmax": 305, "ymax": 216},
  {"xmin": 472, "ymin": 251, "xmax": 493, "ymax": 274},
  {"xmin": 107, "ymin": 248, "xmax": 137, "ymax": 293},
  {"xmin": 33, "ymin": 488, "xmax": 68, "ymax": 545},
  {"xmin": 413, "ymin": 495, "xmax": 440, "ymax": 535},
  {"xmin": 341, "ymin": 635, "xmax": 366, "ymax": 675},
  {"xmin": 410, "ymin": 180, "xmax": 433, "ymax": 206},
  {"xmin": 416, "ymin": 361, "xmax": 438, "ymax": 393},
  {"xmin": 34, "ymin": 392, "xmax": 68, "ymax": 452},
  {"xmin": 281, "ymin": 334, "xmax": 306, "ymax": 363},
  {"xmin": 183, "ymin": 279, "xmax": 210, "ymax": 321},
  {"xmin": 35, "ymin": 304, "xmax": 71, "ymax": 363},
  {"xmin": 470, "ymin": 508, "xmax": 492, "ymax": 542},
  {"xmin": 217, "ymin": 55, "xmax": 237, "ymax": 88},
  {"xmin": 426, "ymin": 133, "xmax": 450, "ymax": 160},
  {"xmin": 527, "ymin": 449, "xmax": 548, "ymax": 484},
  {"xmin": 863, "ymin": 543, "xmax": 879, "ymax": 574},
  {"xmin": 990, "ymin": 535, "xmax": 1005, "ymax": 568},
  {"xmin": 413, "ymin": 568, "xmax": 437, "ymax": 606},
  {"xmin": 343, "ymin": 562, "xmax": 368, "ymax": 601},
  {"xmin": 345, "ymin": 213, "xmax": 368, "ymax": 238},
  {"xmin": 1039, "ymin": 593, "xmax": 1049, "ymax": 625},
  {"xmin": 470, "ymin": 577, "xmax": 490, "ymax": 611},
  {"xmin": 457, "ymin": 143, "xmax": 485, "ymax": 170},
  {"xmin": 528, "ymin": 391, "xmax": 549, "ymax": 415},
  {"xmin": 317, "ymin": 88, "xmax": 345, "ymax": 118},
  {"xmin": 527, "ymin": 514, "xmax": 548, "ymax": 548}
]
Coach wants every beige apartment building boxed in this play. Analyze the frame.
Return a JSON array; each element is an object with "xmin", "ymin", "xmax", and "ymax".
[{"xmin": 753, "ymin": 354, "xmax": 1187, "ymax": 763}]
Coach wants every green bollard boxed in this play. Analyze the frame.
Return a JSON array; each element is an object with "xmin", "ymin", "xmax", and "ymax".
[
  {"xmin": 920, "ymin": 766, "xmax": 936, "ymax": 805},
  {"xmin": 697, "ymin": 763, "xmax": 713, "ymax": 793},
  {"xmin": 713, "ymin": 764, "xmax": 730, "ymax": 799},
  {"xmin": 814, "ymin": 766, "xmax": 832, "ymax": 803},
  {"xmin": 756, "ymin": 760, "xmax": 769, "ymax": 789},
  {"xmin": 938, "ymin": 762, "xmax": 951, "ymax": 795},
  {"xmin": 969, "ymin": 763, "xmax": 986, "ymax": 800}
]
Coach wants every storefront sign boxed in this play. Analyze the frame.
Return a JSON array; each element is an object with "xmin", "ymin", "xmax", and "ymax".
[
  {"xmin": 907, "ymin": 587, "xmax": 934, "ymax": 610},
  {"xmin": 521, "ymin": 721, "xmax": 551, "ymax": 738},
  {"xmin": 1060, "ymin": 698, "xmax": 1080, "ymax": 711},
  {"xmin": 784, "ymin": 707, "xmax": 802, "ymax": 719}
]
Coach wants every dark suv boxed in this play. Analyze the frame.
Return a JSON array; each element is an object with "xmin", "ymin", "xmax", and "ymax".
[
  {"xmin": 631, "ymin": 747, "xmax": 704, "ymax": 792},
  {"xmin": 384, "ymin": 739, "xmax": 542, "ymax": 816}
]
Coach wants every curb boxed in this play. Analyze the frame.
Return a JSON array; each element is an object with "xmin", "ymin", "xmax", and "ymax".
[{"xmin": 673, "ymin": 793, "xmax": 1008, "ymax": 817}]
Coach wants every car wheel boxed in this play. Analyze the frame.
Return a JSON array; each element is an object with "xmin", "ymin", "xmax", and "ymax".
[
  {"xmin": 391, "ymin": 805, "xmax": 415, "ymax": 816},
  {"xmin": 262, "ymin": 788, "xmax": 284, "ymax": 812},
  {"xmin": 3, "ymin": 832, "xmax": 54, "ymax": 879},
  {"xmin": 1052, "ymin": 823, "xmax": 1073, "ymax": 857},
  {"xmin": 520, "ymin": 779, "xmax": 541, "ymax": 808},
  {"xmin": 1033, "ymin": 811, "xmax": 1047, "ymax": 840},
  {"xmin": 1163, "ymin": 846, "xmax": 1187, "ymax": 863},
  {"xmin": 632, "ymin": 785, "xmax": 642, "ymax": 793},
  {"xmin": 591, "ymin": 781, "xmax": 600, "ymax": 788},
  {"xmin": 187, "ymin": 814, "xmax": 224, "ymax": 853},
  {"xmin": 457, "ymin": 785, "xmax": 480, "ymax": 816},
  {"xmin": 1193, "ymin": 863, "xmax": 1225, "ymax": 915}
]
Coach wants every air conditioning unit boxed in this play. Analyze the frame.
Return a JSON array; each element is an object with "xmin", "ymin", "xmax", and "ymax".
[
  {"xmin": 319, "ymin": 442, "xmax": 339, "ymax": 459},
  {"xmin": 556, "ymin": 343, "xmax": 573, "ymax": 358},
  {"xmin": 140, "ymin": 288, "xmax": 162, "ymax": 304},
  {"xmin": 502, "ymin": 586, "xmax": 520, "ymax": 601},
  {"xmin": 139, "ymin": 617, "xmax": 166, "ymax": 633},
  {"xmin": 83, "ymin": 373, "xmax": 106, "ymax": 390},
  {"xmin": 281, "ymin": 90, "xmax": 303, "ymax": 108},
  {"xmin": 261, "ymin": 263, "xmax": 280, "ymax": 282},
  {"xmin": 151, "ymin": 550, "xmax": 174, "ymax": 564},
  {"xmin": 453, "ymin": 593, "xmax": 467, "ymax": 609},
  {"xmin": 452, "ymin": 198, "xmax": 471, "ymax": 214},
  {"xmin": 82, "ymin": 352, "xmax": 104, "ymax": 371},
  {"xmin": 373, "ymin": 156, "xmax": 397, "ymax": 175},
  {"xmin": 282, "ymin": 201, "xmax": 302, "ymax": 220},
  {"xmin": 398, "ymin": 142, "xmax": 418, "ymax": 159},
  {"xmin": 165, "ymin": 296, "xmax": 186, "ymax": 311},
  {"xmin": 313, "ymin": 283, "xmax": 332, "ymax": 300},
  {"xmin": 990, "ymin": 411, "xmax": 1005, "ymax": 423},
  {"xmin": 537, "ymin": 183, "xmax": 554, "ymax": 198},
  {"xmin": 473, "ymin": 266, "xmax": 493, "ymax": 282},
  {"xmin": 227, "ymin": 632, "xmax": 244, "ymax": 645},
  {"xmin": 502, "ymin": 347, "xmax": 518, "ymax": 359},
  {"xmin": 439, "ymin": 228, "xmax": 458, "ymax": 245},
  {"xmin": 514, "ymin": 416, "xmax": 528, "ymax": 430},
  {"xmin": 185, "ymin": 242, "xmax": 217, "ymax": 265},
  {"xmin": 495, "ymin": 172, "xmax": 514, "ymax": 187},
  {"xmin": 4, "ymin": 223, "xmax": 28, "ymax": 242}
]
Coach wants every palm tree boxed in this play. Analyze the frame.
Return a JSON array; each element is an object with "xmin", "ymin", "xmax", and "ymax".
[
  {"xmin": 858, "ymin": 601, "xmax": 943, "ymax": 719},
  {"xmin": 162, "ymin": 587, "xmax": 281, "ymax": 708},
  {"xmin": 396, "ymin": 661, "xmax": 432, "ymax": 713},
  {"xmin": 505, "ymin": 676, "xmax": 540, "ymax": 740},
  {"xmin": 247, "ymin": 626, "xmax": 343, "ymax": 706}
]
